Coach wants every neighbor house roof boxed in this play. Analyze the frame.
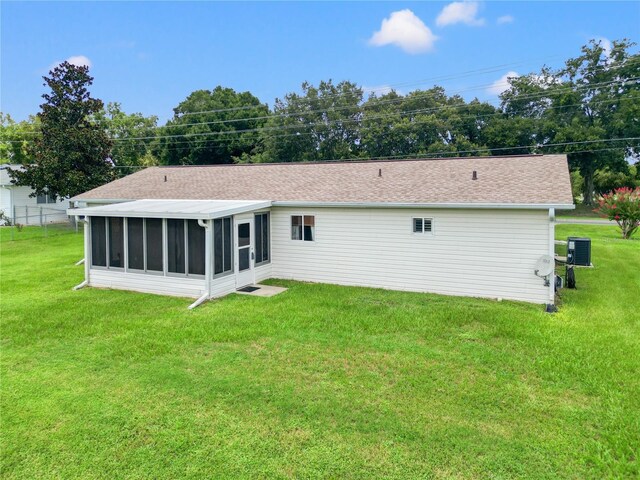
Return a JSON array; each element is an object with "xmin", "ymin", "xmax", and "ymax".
[{"xmin": 73, "ymin": 154, "xmax": 574, "ymax": 208}]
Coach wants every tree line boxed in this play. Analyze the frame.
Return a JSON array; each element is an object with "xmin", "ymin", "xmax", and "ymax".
[{"xmin": 1, "ymin": 39, "xmax": 638, "ymax": 205}]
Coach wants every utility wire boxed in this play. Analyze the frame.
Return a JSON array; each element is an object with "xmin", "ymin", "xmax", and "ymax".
[
  {"xmin": 4, "ymin": 92, "xmax": 635, "ymax": 150},
  {"xmin": 109, "ymin": 142, "xmax": 640, "ymax": 169},
  {"xmin": 6, "ymin": 65, "xmax": 639, "ymax": 139},
  {"xmin": 175, "ymin": 53, "xmax": 637, "ymax": 116},
  {"xmin": 106, "ymin": 96, "xmax": 635, "ymax": 152}
]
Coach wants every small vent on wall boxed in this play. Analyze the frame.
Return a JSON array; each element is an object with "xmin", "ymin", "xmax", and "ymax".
[{"xmin": 472, "ymin": 170, "xmax": 478, "ymax": 181}]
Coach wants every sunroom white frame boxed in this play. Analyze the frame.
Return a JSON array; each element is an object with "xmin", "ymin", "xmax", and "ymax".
[{"xmin": 72, "ymin": 199, "xmax": 272, "ymax": 308}]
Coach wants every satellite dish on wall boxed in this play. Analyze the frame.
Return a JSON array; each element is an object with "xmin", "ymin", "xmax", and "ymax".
[{"xmin": 534, "ymin": 255, "xmax": 555, "ymax": 278}]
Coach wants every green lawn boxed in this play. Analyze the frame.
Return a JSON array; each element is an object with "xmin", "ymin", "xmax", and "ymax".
[{"xmin": 1, "ymin": 225, "xmax": 638, "ymax": 479}]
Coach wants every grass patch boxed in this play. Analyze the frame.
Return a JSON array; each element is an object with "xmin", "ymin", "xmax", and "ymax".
[{"xmin": 1, "ymin": 225, "xmax": 638, "ymax": 478}]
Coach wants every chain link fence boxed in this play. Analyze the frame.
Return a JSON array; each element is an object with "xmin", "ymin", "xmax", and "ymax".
[{"xmin": 1, "ymin": 206, "xmax": 81, "ymax": 241}]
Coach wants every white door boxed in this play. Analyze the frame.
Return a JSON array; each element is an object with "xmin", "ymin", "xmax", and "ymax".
[{"xmin": 235, "ymin": 216, "xmax": 254, "ymax": 288}]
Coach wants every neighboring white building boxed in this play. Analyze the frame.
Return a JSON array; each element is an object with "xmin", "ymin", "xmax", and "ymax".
[
  {"xmin": 0, "ymin": 164, "xmax": 69, "ymax": 225},
  {"xmin": 69, "ymin": 155, "xmax": 574, "ymax": 309}
]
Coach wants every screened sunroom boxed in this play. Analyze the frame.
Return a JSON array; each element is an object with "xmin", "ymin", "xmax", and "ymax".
[{"xmin": 71, "ymin": 199, "xmax": 272, "ymax": 308}]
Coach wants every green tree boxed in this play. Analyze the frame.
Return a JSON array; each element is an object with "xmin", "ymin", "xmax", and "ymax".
[
  {"xmin": 0, "ymin": 114, "xmax": 39, "ymax": 164},
  {"xmin": 594, "ymin": 165, "xmax": 638, "ymax": 195},
  {"xmin": 9, "ymin": 62, "xmax": 113, "ymax": 199},
  {"xmin": 95, "ymin": 102, "xmax": 159, "ymax": 170},
  {"xmin": 360, "ymin": 87, "xmax": 496, "ymax": 159},
  {"xmin": 255, "ymin": 80, "xmax": 363, "ymax": 163},
  {"xmin": 500, "ymin": 39, "xmax": 640, "ymax": 205},
  {"xmin": 159, "ymin": 87, "xmax": 268, "ymax": 165}
]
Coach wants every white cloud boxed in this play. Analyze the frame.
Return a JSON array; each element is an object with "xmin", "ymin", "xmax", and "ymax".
[
  {"xmin": 369, "ymin": 9, "xmax": 438, "ymax": 54},
  {"xmin": 487, "ymin": 71, "xmax": 519, "ymax": 95},
  {"xmin": 496, "ymin": 15, "xmax": 514, "ymax": 25},
  {"xmin": 436, "ymin": 2, "xmax": 485, "ymax": 27},
  {"xmin": 596, "ymin": 37, "xmax": 612, "ymax": 57},
  {"xmin": 66, "ymin": 55, "xmax": 92, "ymax": 68},
  {"xmin": 362, "ymin": 85, "xmax": 403, "ymax": 96},
  {"xmin": 48, "ymin": 55, "xmax": 92, "ymax": 71}
]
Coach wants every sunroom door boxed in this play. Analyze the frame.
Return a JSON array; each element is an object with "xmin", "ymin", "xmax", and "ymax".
[{"xmin": 235, "ymin": 216, "xmax": 254, "ymax": 288}]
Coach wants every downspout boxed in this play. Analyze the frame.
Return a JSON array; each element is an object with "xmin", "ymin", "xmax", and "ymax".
[
  {"xmin": 73, "ymin": 216, "xmax": 90, "ymax": 290},
  {"xmin": 546, "ymin": 208, "xmax": 556, "ymax": 312},
  {"xmin": 188, "ymin": 218, "xmax": 211, "ymax": 309}
]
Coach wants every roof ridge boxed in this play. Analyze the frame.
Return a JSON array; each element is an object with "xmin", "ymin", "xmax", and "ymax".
[{"xmin": 157, "ymin": 153, "xmax": 552, "ymax": 169}]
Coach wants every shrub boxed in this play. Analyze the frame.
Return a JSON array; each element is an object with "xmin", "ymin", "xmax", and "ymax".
[
  {"xmin": 594, "ymin": 187, "xmax": 640, "ymax": 239},
  {"xmin": 0, "ymin": 210, "xmax": 12, "ymax": 226}
]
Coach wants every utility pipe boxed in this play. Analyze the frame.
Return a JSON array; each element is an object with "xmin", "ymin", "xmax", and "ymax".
[{"xmin": 188, "ymin": 218, "xmax": 212, "ymax": 309}]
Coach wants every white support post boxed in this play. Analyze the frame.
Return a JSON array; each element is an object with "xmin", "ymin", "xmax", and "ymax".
[
  {"xmin": 205, "ymin": 219, "xmax": 212, "ymax": 298},
  {"xmin": 73, "ymin": 218, "xmax": 90, "ymax": 291},
  {"xmin": 548, "ymin": 208, "xmax": 556, "ymax": 307},
  {"xmin": 85, "ymin": 219, "xmax": 90, "ymax": 285}
]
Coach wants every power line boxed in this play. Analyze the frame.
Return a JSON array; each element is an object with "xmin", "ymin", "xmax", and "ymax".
[
  {"xmin": 109, "ymin": 142, "xmax": 640, "ymax": 169},
  {"xmin": 107, "ymin": 96, "xmax": 635, "ymax": 152},
  {"xmin": 111, "ymin": 87, "xmax": 639, "ymax": 143},
  {"xmin": 5, "ymin": 60, "xmax": 639, "ymax": 139},
  {"xmin": 9, "ymin": 95, "xmax": 615, "ymax": 153},
  {"xmin": 174, "ymin": 52, "xmax": 638, "ymax": 117},
  {"xmin": 4, "ymin": 67, "xmax": 638, "ymax": 143}
]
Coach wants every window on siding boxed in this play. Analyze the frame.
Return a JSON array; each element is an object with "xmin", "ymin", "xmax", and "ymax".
[
  {"xmin": 213, "ymin": 216, "xmax": 233, "ymax": 276},
  {"xmin": 127, "ymin": 218, "xmax": 144, "ymax": 270},
  {"xmin": 254, "ymin": 212, "xmax": 269, "ymax": 264},
  {"xmin": 291, "ymin": 215, "xmax": 314, "ymax": 241},
  {"xmin": 303, "ymin": 216, "xmax": 315, "ymax": 241},
  {"xmin": 413, "ymin": 217, "xmax": 433, "ymax": 234},
  {"xmin": 36, "ymin": 193, "xmax": 57, "ymax": 204},
  {"xmin": 108, "ymin": 217, "xmax": 124, "ymax": 268},
  {"xmin": 167, "ymin": 219, "xmax": 185, "ymax": 274},
  {"xmin": 187, "ymin": 220, "xmax": 205, "ymax": 276},
  {"xmin": 145, "ymin": 218, "xmax": 164, "ymax": 272},
  {"xmin": 90, "ymin": 217, "xmax": 107, "ymax": 267},
  {"xmin": 291, "ymin": 215, "xmax": 302, "ymax": 240}
]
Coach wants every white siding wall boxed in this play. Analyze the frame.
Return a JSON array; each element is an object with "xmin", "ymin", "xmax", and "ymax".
[
  {"xmin": 210, "ymin": 274, "xmax": 236, "ymax": 298},
  {"xmin": 0, "ymin": 188, "xmax": 10, "ymax": 220},
  {"xmin": 5, "ymin": 186, "xmax": 69, "ymax": 225},
  {"xmin": 270, "ymin": 207, "xmax": 551, "ymax": 304},
  {"xmin": 89, "ymin": 269, "xmax": 206, "ymax": 298},
  {"xmin": 254, "ymin": 262, "xmax": 272, "ymax": 283}
]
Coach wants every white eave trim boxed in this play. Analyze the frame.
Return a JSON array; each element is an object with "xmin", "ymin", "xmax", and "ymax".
[
  {"xmin": 70, "ymin": 199, "xmax": 575, "ymax": 211},
  {"xmin": 272, "ymin": 201, "xmax": 576, "ymax": 210},
  {"xmin": 68, "ymin": 200, "xmax": 272, "ymax": 220}
]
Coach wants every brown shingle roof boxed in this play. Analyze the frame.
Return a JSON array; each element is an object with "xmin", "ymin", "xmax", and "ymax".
[{"xmin": 74, "ymin": 154, "xmax": 574, "ymax": 206}]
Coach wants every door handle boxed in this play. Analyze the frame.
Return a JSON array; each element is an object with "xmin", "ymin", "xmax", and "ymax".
[{"xmin": 251, "ymin": 251, "xmax": 255, "ymax": 260}]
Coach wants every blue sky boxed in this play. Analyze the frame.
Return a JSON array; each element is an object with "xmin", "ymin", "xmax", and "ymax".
[{"xmin": 2, "ymin": 1, "xmax": 638, "ymax": 123}]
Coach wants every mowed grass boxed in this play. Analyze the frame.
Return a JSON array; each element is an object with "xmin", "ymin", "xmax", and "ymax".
[{"xmin": 1, "ymin": 225, "xmax": 638, "ymax": 479}]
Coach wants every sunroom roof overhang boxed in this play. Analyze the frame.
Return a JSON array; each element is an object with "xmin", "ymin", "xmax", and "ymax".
[{"xmin": 68, "ymin": 199, "xmax": 272, "ymax": 220}]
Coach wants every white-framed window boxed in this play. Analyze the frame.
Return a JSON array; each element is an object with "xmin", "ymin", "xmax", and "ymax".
[
  {"xmin": 413, "ymin": 217, "xmax": 433, "ymax": 234},
  {"xmin": 36, "ymin": 193, "xmax": 57, "ymax": 204},
  {"xmin": 291, "ymin": 215, "xmax": 315, "ymax": 241},
  {"xmin": 92, "ymin": 216, "xmax": 205, "ymax": 277},
  {"xmin": 213, "ymin": 216, "xmax": 233, "ymax": 277},
  {"xmin": 89, "ymin": 216, "xmax": 124, "ymax": 269},
  {"xmin": 254, "ymin": 212, "xmax": 270, "ymax": 265}
]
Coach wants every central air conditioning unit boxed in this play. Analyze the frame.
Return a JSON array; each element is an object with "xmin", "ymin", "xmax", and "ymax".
[{"xmin": 567, "ymin": 237, "xmax": 591, "ymax": 266}]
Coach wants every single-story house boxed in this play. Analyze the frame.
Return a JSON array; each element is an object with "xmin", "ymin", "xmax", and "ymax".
[
  {"xmin": 0, "ymin": 164, "xmax": 69, "ymax": 225},
  {"xmin": 69, "ymin": 154, "xmax": 574, "ymax": 308}
]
